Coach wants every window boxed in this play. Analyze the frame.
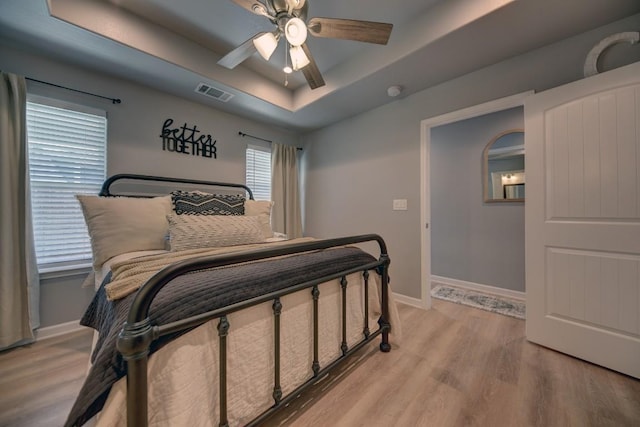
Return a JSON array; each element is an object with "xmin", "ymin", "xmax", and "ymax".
[
  {"xmin": 245, "ymin": 144, "xmax": 271, "ymax": 200},
  {"xmin": 26, "ymin": 97, "xmax": 107, "ymax": 269}
]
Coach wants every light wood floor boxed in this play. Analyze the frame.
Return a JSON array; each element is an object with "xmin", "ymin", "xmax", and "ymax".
[
  {"xmin": 0, "ymin": 328, "xmax": 91, "ymax": 427},
  {"xmin": 1, "ymin": 300, "xmax": 638, "ymax": 427}
]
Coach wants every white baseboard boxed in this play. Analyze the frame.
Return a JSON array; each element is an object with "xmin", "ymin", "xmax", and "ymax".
[
  {"xmin": 393, "ymin": 292, "xmax": 427, "ymax": 309},
  {"xmin": 38, "ymin": 286, "xmax": 483, "ymax": 341},
  {"xmin": 35, "ymin": 281, "xmax": 516, "ymax": 342},
  {"xmin": 431, "ymin": 275, "xmax": 525, "ymax": 301},
  {"xmin": 36, "ymin": 319, "xmax": 84, "ymax": 341},
  {"xmin": 34, "ymin": 293, "xmax": 429, "ymax": 341}
]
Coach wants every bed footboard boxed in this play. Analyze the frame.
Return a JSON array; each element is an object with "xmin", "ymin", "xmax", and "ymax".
[{"xmin": 116, "ymin": 234, "xmax": 391, "ymax": 427}]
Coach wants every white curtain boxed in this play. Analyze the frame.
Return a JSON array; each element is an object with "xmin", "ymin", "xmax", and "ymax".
[
  {"xmin": 0, "ymin": 71, "xmax": 40, "ymax": 350},
  {"xmin": 271, "ymin": 143, "xmax": 302, "ymax": 238}
]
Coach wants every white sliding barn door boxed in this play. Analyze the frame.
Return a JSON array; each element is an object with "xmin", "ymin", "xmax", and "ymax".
[{"xmin": 525, "ymin": 61, "xmax": 640, "ymax": 379}]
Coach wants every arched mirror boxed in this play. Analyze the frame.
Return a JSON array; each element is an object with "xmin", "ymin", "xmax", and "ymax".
[{"xmin": 483, "ymin": 129, "xmax": 525, "ymax": 203}]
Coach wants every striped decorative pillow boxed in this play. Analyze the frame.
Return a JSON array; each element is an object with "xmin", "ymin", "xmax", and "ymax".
[
  {"xmin": 171, "ymin": 190, "xmax": 245, "ymax": 215},
  {"xmin": 167, "ymin": 214, "xmax": 264, "ymax": 251}
]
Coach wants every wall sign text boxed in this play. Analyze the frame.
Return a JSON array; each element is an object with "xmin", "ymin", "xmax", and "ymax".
[{"xmin": 160, "ymin": 118, "xmax": 217, "ymax": 159}]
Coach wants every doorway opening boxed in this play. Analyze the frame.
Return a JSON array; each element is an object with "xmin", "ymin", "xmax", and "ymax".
[{"xmin": 419, "ymin": 91, "xmax": 533, "ymax": 309}]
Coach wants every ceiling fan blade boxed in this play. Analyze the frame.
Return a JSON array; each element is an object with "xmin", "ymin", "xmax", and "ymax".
[
  {"xmin": 300, "ymin": 43, "xmax": 325, "ymax": 90},
  {"xmin": 307, "ymin": 17, "xmax": 393, "ymax": 45},
  {"xmin": 230, "ymin": 0, "xmax": 272, "ymax": 17},
  {"xmin": 217, "ymin": 34, "xmax": 261, "ymax": 69}
]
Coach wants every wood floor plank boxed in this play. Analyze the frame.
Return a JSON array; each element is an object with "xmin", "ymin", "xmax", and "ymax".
[
  {"xmin": 0, "ymin": 329, "xmax": 92, "ymax": 427},
  {"xmin": 1, "ymin": 301, "xmax": 638, "ymax": 427}
]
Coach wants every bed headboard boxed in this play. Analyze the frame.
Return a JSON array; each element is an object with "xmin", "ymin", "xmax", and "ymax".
[{"xmin": 99, "ymin": 174, "xmax": 255, "ymax": 200}]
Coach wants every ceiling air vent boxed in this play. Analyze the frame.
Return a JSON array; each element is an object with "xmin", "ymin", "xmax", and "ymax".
[{"xmin": 194, "ymin": 83, "xmax": 234, "ymax": 102}]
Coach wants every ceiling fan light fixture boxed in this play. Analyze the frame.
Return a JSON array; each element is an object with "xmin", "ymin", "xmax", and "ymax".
[
  {"xmin": 290, "ymin": 45, "xmax": 310, "ymax": 70},
  {"xmin": 225, "ymin": 0, "xmax": 393, "ymax": 90},
  {"xmin": 253, "ymin": 32, "xmax": 279, "ymax": 60},
  {"xmin": 283, "ymin": 65, "xmax": 293, "ymax": 74},
  {"xmin": 251, "ymin": 3, "xmax": 269, "ymax": 17},
  {"xmin": 285, "ymin": 17, "xmax": 307, "ymax": 46},
  {"xmin": 286, "ymin": 0, "xmax": 306, "ymax": 10}
]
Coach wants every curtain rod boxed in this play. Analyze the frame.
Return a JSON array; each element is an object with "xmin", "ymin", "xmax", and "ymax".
[
  {"xmin": 238, "ymin": 131, "xmax": 302, "ymax": 151},
  {"xmin": 25, "ymin": 77, "xmax": 122, "ymax": 104}
]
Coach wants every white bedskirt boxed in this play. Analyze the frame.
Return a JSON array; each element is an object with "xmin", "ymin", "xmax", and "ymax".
[{"xmin": 88, "ymin": 271, "xmax": 400, "ymax": 426}]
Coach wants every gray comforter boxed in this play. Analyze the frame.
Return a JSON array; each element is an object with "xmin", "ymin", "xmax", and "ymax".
[{"xmin": 66, "ymin": 247, "xmax": 377, "ymax": 426}]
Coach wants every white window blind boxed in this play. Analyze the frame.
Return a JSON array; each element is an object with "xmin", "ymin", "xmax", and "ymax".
[
  {"xmin": 245, "ymin": 144, "xmax": 271, "ymax": 200},
  {"xmin": 26, "ymin": 99, "xmax": 107, "ymax": 268}
]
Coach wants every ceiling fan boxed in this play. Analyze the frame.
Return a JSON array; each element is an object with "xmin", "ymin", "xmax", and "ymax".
[{"xmin": 218, "ymin": 0, "xmax": 393, "ymax": 90}]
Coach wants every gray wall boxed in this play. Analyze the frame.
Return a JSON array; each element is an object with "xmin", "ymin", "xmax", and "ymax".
[
  {"xmin": 3, "ymin": 12, "xmax": 639, "ymax": 327},
  {"xmin": 0, "ymin": 44, "xmax": 299, "ymax": 328},
  {"xmin": 431, "ymin": 107, "xmax": 524, "ymax": 292},
  {"xmin": 302, "ymin": 13, "xmax": 640, "ymax": 300}
]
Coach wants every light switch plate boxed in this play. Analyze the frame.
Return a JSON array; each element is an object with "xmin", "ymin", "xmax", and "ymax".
[{"xmin": 393, "ymin": 199, "xmax": 408, "ymax": 210}]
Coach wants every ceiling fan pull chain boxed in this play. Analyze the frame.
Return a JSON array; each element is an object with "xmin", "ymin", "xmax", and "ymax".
[{"xmin": 284, "ymin": 40, "xmax": 291, "ymax": 86}]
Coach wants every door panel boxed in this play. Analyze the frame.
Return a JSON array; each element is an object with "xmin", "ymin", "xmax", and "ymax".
[
  {"xmin": 525, "ymin": 61, "xmax": 640, "ymax": 378},
  {"xmin": 546, "ymin": 248, "xmax": 639, "ymax": 336},
  {"xmin": 545, "ymin": 86, "xmax": 640, "ymax": 220}
]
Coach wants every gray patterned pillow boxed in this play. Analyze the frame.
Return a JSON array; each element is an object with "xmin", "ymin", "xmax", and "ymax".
[
  {"xmin": 171, "ymin": 190, "xmax": 245, "ymax": 215},
  {"xmin": 167, "ymin": 214, "xmax": 264, "ymax": 251}
]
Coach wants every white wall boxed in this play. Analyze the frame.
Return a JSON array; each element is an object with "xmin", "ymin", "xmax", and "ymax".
[
  {"xmin": 302, "ymin": 13, "xmax": 640, "ymax": 300},
  {"xmin": 0, "ymin": 44, "xmax": 299, "ymax": 327}
]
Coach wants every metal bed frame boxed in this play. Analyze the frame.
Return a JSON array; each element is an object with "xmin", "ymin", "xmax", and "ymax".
[
  {"xmin": 100, "ymin": 174, "xmax": 391, "ymax": 427},
  {"xmin": 100, "ymin": 173, "xmax": 255, "ymax": 200}
]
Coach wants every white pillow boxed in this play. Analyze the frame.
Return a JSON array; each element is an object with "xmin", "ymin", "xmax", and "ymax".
[
  {"xmin": 76, "ymin": 195, "xmax": 172, "ymax": 267},
  {"xmin": 244, "ymin": 200, "xmax": 274, "ymax": 239},
  {"xmin": 167, "ymin": 214, "xmax": 265, "ymax": 251}
]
